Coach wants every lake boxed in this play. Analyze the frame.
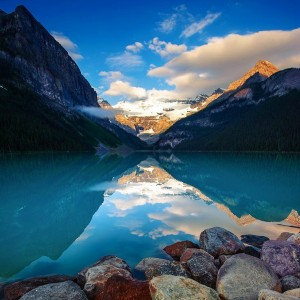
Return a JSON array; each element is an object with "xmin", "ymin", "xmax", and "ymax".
[{"xmin": 0, "ymin": 152, "xmax": 300, "ymax": 283}]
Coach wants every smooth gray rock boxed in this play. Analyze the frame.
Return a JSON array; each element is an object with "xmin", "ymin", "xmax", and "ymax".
[
  {"xmin": 258, "ymin": 289, "xmax": 299, "ymax": 299},
  {"xmin": 199, "ymin": 227, "xmax": 245, "ymax": 258},
  {"xmin": 261, "ymin": 241, "xmax": 300, "ymax": 277},
  {"xmin": 149, "ymin": 275, "xmax": 221, "ymax": 300},
  {"xmin": 217, "ymin": 254, "xmax": 281, "ymax": 300},
  {"xmin": 19, "ymin": 281, "xmax": 87, "ymax": 300},
  {"xmin": 281, "ymin": 275, "xmax": 300, "ymax": 292}
]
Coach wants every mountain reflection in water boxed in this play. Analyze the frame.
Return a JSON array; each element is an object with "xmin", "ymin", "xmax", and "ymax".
[{"xmin": 0, "ymin": 152, "xmax": 299, "ymax": 282}]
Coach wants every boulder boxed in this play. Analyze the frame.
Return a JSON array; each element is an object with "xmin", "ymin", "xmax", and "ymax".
[
  {"xmin": 19, "ymin": 281, "xmax": 87, "ymax": 300},
  {"xmin": 261, "ymin": 241, "xmax": 300, "ymax": 277},
  {"xmin": 145, "ymin": 261, "xmax": 189, "ymax": 280},
  {"xmin": 281, "ymin": 275, "xmax": 300, "ymax": 292},
  {"xmin": 77, "ymin": 255, "xmax": 133, "ymax": 299},
  {"xmin": 180, "ymin": 249, "xmax": 205, "ymax": 264},
  {"xmin": 135, "ymin": 258, "xmax": 171, "ymax": 273},
  {"xmin": 287, "ymin": 233, "xmax": 300, "ymax": 246},
  {"xmin": 149, "ymin": 275, "xmax": 220, "ymax": 300},
  {"xmin": 241, "ymin": 234, "xmax": 269, "ymax": 248},
  {"xmin": 244, "ymin": 245, "xmax": 261, "ymax": 258},
  {"xmin": 258, "ymin": 289, "xmax": 298, "ymax": 300},
  {"xmin": 163, "ymin": 240, "xmax": 199, "ymax": 260},
  {"xmin": 100, "ymin": 275, "xmax": 151, "ymax": 300},
  {"xmin": 199, "ymin": 227, "xmax": 245, "ymax": 258},
  {"xmin": 217, "ymin": 254, "xmax": 281, "ymax": 300},
  {"xmin": 4, "ymin": 275, "xmax": 75, "ymax": 300},
  {"xmin": 284, "ymin": 288, "xmax": 300, "ymax": 297},
  {"xmin": 277, "ymin": 232, "xmax": 294, "ymax": 241},
  {"xmin": 184, "ymin": 250, "xmax": 218, "ymax": 288},
  {"xmin": 219, "ymin": 255, "xmax": 232, "ymax": 266}
]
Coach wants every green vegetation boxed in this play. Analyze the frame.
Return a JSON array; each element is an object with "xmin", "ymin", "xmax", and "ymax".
[
  {"xmin": 167, "ymin": 90, "xmax": 300, "ymax": 152},
  {"xmin": 0, "ymin": 82, "xmax": 121, "ymax": 152}
]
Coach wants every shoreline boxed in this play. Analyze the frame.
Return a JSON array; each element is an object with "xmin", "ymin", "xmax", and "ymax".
[{"xmin": 2, "ymin": 227, "xmax": 300, "ymax": 300}]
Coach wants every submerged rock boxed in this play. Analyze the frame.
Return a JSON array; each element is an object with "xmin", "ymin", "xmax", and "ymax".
[
  {"xmin": 261, "ymin": 241, "xmax": 300, "ymax": 277},
  {"xmin": 4, "ymin": 275, "xmax": 75, "ymax": 300},
  {"xmin": 258, "ymin": 289, "xmax": 298, "ymax": 300},
  {"xmin": 217, "ymin": 253, "xmax": 281, "ymax": 300},
  {"xmin": 281, "ymin": 275, "xmax": 300, "ymax": 292},
  {"xmin": 149, "ymin": 275, "xmax": 220, "ymax": 300},
  {"xmin": 163, "ymin": 240, "xmax": 199, "ymax": 260},
  {"xmin": 199, "ymin": 227, "xmax": 245, "ymax": 258},
  {"xmin": 19, "ymin": 281, "xmax": 87, "ymax": 300},
  {"xmin": 287, "ymin": 233, "xmax": 300, "ymax": 246},
  {"xmin": 241, "ymin": 234, "xmax": 269, "ymax": 248}
]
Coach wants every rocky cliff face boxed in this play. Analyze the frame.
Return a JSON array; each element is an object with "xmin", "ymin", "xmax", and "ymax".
[{"xmin": 0, "ymin": 6, "xmax": 97, "ymax": 109}]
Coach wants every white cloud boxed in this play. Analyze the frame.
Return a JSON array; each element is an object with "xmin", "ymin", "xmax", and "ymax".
[
  {"xmin": 104, "ymin": 80, "xmax": 147, "ymax": 100},
  {"xmin": 149, "ymin": 28, "xmax": 300, "ymax": 95},
  {"xmin": 158, "ymin": 14, "xmax": 177, "ymax": 33},
  {"xmin": 51, "ymin": 31, "xmax": 83, "ymax": 61},
  {"xmin": 126, "ymin": 42, "xmax": 144, "ymax": 53},
  {"xmin": 149, "ymin": 37, "xmax": 187, "ymax": 58},
  {"xmin": 106, "ymin": 51, "xmax": 144, "ymax": 68},
  {"xmin": 99, "ymin": 71, "xmax": 125, "ymax": 82},
  {"xmin": 180, "ymin": 13, "xmax": 221, "ymax": 38}
]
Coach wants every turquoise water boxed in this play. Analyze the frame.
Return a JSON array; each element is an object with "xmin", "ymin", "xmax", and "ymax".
[{"xmin": 0, "ymin": 152, "xmax": 300, "ymax": 283}]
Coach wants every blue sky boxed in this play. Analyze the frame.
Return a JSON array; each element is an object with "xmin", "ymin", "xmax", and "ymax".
[{"xmin": 1, "ymin": 0, "xmax": 300, "ymax": 111}]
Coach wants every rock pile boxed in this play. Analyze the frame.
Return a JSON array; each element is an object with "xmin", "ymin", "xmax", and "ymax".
[{"xmin": 2, "ymin": 227, "xmax": 300, "ymax": 299}]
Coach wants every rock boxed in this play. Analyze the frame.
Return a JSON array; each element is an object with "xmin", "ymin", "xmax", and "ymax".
[
  {"xmin": 184, "ymin": 250, "xmax": 218, "ymax": 288},
  {"xmin": 19, "ymin": 281, "xmax": 87, "ymax": 300},
  {"xmin": 284, "ymin": 288, "xmax": 300, "ymax": 297},
  {"xmin": 261, "ymin": 241, "xmax": 300, "ymax": 277},
  {"xmin": 199, "ymin": 227, "xmax": 245, "ymax": 258},
  {"xmin": 180, "ymin": 249, "xmax": 204, "ymax": 264},
  {"xmin": 217, "ymin": 253, "xmax": 281, "ymax": 300},
  {"xmin": 77, "ymin": 255, "xmax": 133, "ymax": 299},
  {"xmin": 241, "ymin": 234, "xmax": 269, "ymax": 248},
  {"xmin": 258, "ymin": 289, "xmax": 298, "ymax": 299},
  {"xmin": 163, "ymin": 240, "xmax": 199, "ymax": 260},
  {"xmin": 244, "ymin": 245, "xmax": 261, "ymax": 258},
  {"xmin": 135, "ymin": 258, "xmax": 171, "ymax": 273},
  {"xmin": 4, "ymin": 275, "xmax": 75, "ymax": 300},
  {"xmin": 219, "ymin": 255, "xmax": 232, "ymax": 266},
  {"xmin": 287, "ymin": 233, "xmax": 300, "ymax": 246},
  {"xmin": 100, "ymin": 275, "xmax": 151, "ymax": 300},
  {"xmin": 281, "ymin": 275, "xmax": 300, "ymax": 292},
  {"xmin": 277, "ymin": 232, "xmax": 294, "ymax": 241},
  {"xmin": 145, "ymin": 261, "xmax": 189, "ymax": 280},
  {"xmin": 149, "ymin": 275, "xmax": 220, "ymax": 300}
]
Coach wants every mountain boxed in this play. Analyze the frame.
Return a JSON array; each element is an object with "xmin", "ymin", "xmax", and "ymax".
[
  {"xmin": 227, "ymin": 60, "xmax": 279, "ymax": 91},
  {"xmin": 156, "ymin": 64, "xmax": 300, "ymax": 152},
  {"xmin": 0, "ymin": 6, "xmax": 145, "ymax": 152}
]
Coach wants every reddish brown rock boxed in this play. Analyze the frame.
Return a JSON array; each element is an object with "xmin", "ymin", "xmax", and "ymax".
[
  {"xmin": 163, "ymin": 240, "xmax": 199, "ymax": 260},
  {"xmin": 180, "ymin": 248, "xmax": 205, "ymax": 264},
  {"xmin": 4, "ymin": 275, "xmax": 75, "ymax": 300},
  {"xmin": 261, "ymin": 241, "xmax": 300, "ymax": 277},
  {"xmin": 101, "ymin": 275, "xmax": 151, "ymax": 300},
  {"xmin": 77, "ymin": 256, "xmax": 133, "ymax": 299}
]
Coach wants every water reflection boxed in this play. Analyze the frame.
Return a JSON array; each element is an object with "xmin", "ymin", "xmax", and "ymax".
[{"xmin": 0, "ymin": 153, "xmax": 299, "ymax": 282}]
